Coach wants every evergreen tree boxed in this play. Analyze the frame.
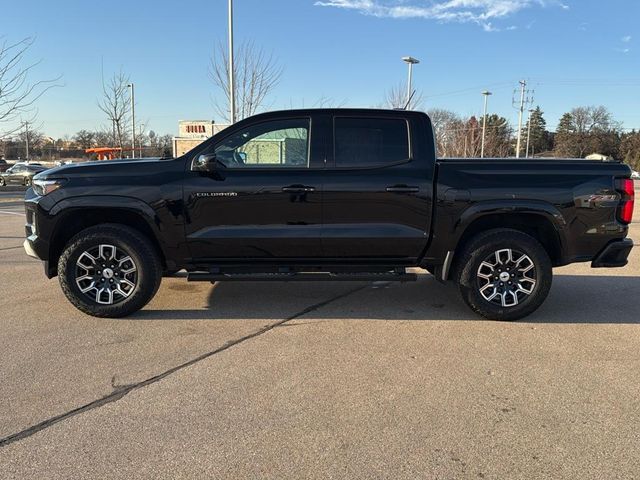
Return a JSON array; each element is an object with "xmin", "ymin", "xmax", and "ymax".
[
  {"xmin": 553, "ymin": 112, "xmax": 577, "ymax": 157},
  {"xmin": 524, "ymin": 107, "xmax": 550, "ymax": 156}
]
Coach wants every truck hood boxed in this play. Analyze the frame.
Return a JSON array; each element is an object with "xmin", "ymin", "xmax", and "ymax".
[{"xmin": 34, "ymin": 157, "xmax": 173, "ymax": 180}]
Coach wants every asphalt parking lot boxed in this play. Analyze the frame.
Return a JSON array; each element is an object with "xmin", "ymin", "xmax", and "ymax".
[{"xmin": 0, "ymin": 185, "xmax": 639, "ymax": 479}]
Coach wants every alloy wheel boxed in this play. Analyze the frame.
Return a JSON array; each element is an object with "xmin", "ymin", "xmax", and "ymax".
[
  {"xmin": 476, "ymin": 248, "xmax": 537, "ymax": 308},
  {"xmin": 75, "ymin": 244, "xmax": 138, "ymax": 305}
]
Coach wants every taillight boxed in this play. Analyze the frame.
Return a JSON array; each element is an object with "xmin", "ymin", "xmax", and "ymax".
[{"xmin": 615, "ymin": 178, "xmax": 635, "ymax": 224}]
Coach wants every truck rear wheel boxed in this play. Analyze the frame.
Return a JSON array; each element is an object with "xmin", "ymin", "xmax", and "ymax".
[
  {"xmin": 58, "ymin": 224, "xmax": 162, "ymax": 318},
  {"xmin": 453, "ymin": 229, "xmax": 552, "ymax": 321}
]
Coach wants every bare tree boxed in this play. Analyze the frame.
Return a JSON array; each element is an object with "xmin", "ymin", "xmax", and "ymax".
[
  {"xmin": 0, "ymin": 37, "xmax": 60, "ymax": 137},
  {"xmin": 209, "ymin": 40, "xmax": 283, "ymax": 123},
  {"xmin": 384, "ymin": 83, "xmax": 424, "ymax": 110},
  {"xmin": 72, "ymin": 129, "xmax": 96, "ymax": 149},
  {"xmin": 97, "ymin": 69, "xmax": 131, "ymax": 152},
  {"xmin": 427, "ymin": 109, "xmax": 512, "ymax": 158}
]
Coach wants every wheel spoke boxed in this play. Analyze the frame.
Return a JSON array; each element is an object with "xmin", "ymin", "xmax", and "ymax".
[
  {"xmin": 77, "ymin": 252, "xmax": 96, "ymax": 270},
  {"xmin": 99, "ymin": 244, "xmax": 116, "ymax": 261},
  {"xmin": 79, "ymin": 282, "xmax": 97, "ymax": 294}
]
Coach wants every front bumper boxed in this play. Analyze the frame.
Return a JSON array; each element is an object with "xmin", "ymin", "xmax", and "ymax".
[
  {"xmin": 23, "ymin": 239, "xmax": 38, "ymax": 258},
  {"xmin": 591, "ymin": 238, "xmax": 634, "ymax": 268}
]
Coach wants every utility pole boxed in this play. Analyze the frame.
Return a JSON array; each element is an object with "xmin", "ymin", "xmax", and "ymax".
[
  {"xmin": 480, "ymin": 90, "xmax": 492, "ymax": 158},
  {"xmin": 402, "ymin": 56, "xmax": 420, "ymax": 109},
  {"xmin": 128, "ymin": 83, "xmax": 135, "ymax": 159},
  {"xmin": 512, "ymin": 80, "xmax": 534, "ymax": 158},
  {"xmin": 228, "ymin": 0, "xmax": 236, "ymax": 124},
  {"xmin": 525, "ymin": 108, "xmax": 535, "ymax": 158},
  {"xmin": 138, "ymin": 123, "xmax": 145, "ymax": 158}
]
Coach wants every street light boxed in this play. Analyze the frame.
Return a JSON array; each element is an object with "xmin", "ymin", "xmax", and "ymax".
[
  {"xmin": 402, "ymin": 56, "xmax": 420, "ymax": 109},
  {"xmin": 228, "ymin": 0, "xmax": 236, "ymax": 124},
  {"xmin": 127, "ymin": 83, "xmax": 135, "ymax": 159},
  {"xmin": 480, "ymin": 90, "xmax": 492, "ymax": 159}
]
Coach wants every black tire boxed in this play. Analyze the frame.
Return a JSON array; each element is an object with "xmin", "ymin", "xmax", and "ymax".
[
  {"xmin": 453, "ymin": 229, "xmax": 552, "ymax": 321},
  {"xmin": 58, "ymin": 224, "xmax": 162, "ymax": 318}
]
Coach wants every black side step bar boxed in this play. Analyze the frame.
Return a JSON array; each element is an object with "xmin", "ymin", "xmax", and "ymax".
[{"xmin": 187, "ymin": 272, "xmax": 417, "ymax": 283}]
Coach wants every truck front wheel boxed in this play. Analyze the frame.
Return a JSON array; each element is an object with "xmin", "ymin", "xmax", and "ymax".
[
  {"xmin": 58, "ymin": 224, "xmax": 162, "ymax": 318},
  {"xmin": 454, "ymin": 229, "xmax": 552, "ymax": 321}
]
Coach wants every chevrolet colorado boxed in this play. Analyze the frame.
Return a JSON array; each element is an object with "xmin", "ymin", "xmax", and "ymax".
[{"xmin": 24, "ymin": 109, "xmax": 635, "ymax": 320}]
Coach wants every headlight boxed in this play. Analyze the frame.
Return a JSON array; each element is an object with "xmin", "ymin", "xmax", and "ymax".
[{"xmin": 32, "ymin": 179, "xmax": 67, "ymax": 196}]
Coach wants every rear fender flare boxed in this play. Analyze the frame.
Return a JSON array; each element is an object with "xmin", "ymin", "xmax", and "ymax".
[{"xmin": 452, "ymin": 199, "xmax": 568, "ymax": 256}]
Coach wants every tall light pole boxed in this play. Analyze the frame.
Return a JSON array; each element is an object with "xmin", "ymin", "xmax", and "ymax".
[
  {"xmin": 128, "ymin": 82, "xmax": 135, "ymax": 159},
  {"xmin": 525, "ymin": 108, "xmax": 535, "ymax": 158},
  {"xmin": 402, "ymin": 56, "xmax": 420, "ymax": 109},
  {"xmin": 480, "ymin": 90, "xmax": 492, "ymax": 159},
  {"xmin": 23, "ymin": 121, "xmax": 30, "ymax": 161},
  {"xmin": 228, "ymin": 0, "xmax": 236, "ymax": 124}
]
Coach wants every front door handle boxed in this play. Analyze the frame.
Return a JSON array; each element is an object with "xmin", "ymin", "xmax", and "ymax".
[
  {"xmin": 386, "ymin": 185, "xmax": 420, "ymax": 193},
  {"xmin": 282, "ymin": 185, "xmax": 316, "ymax": 193}
]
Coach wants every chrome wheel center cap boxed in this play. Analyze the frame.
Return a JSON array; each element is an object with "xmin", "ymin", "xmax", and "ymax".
[
  {"xmin": 103, "ymin": 268, "xmax": 114, "ymax": 279},
  {"xmin": 499, "ymin": 272, "xmax": 510, "ymax": 282}
]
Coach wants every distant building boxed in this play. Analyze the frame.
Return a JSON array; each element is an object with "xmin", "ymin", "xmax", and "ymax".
[{"xmin": 172, "ymin": 120, "xmax": 229, "ymax": 157}]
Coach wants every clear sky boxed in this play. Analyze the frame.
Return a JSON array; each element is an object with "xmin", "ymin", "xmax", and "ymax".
[{"xmin": 2, "ymin": 0, "xmax": 639, "ymax": 138}]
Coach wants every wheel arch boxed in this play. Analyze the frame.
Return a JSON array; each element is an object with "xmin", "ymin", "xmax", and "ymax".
[
  {"xmin": 48, "ymin": 201, "xmax": 167, "ymax": 277},
  {"xmin": 448, "ymin": 207, "xmax": 566, "ymax": 280}
]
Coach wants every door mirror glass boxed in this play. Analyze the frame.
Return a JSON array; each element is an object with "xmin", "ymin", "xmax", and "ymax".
[{"xmin": 192, "ymin": 154, "xmax": 218, "ymax": 172}]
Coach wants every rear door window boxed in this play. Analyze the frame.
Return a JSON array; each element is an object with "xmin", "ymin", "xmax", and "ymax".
[{"xmin": 334, "ymin": 117, "xmax": 410, "ymax": 168}]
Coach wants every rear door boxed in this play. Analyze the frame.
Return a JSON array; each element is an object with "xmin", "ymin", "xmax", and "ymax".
[
  {"xmin": 321, "ymin": 114, "xmax": 433, "ymax": 260},
  {"xmin": 183, "ymin": 114, "xmax": 326, "ymax": 261}
]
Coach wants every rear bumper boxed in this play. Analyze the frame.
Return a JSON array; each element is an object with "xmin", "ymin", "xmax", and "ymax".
[{"xmin": 591, "ymin": 238, "xmax": 634, "ymax": 268}]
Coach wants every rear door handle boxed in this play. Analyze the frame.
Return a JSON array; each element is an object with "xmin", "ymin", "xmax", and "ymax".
[
  {"xmin": 282, "ymin": 185, "xmax": 316, "ymax": 193},
  {"xmin": 386, "ymin": 185, "xmax": 420, "ymax": 193}
]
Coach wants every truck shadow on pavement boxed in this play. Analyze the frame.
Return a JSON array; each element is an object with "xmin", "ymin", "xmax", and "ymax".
[{"xmin": 134, "ymin": 274, "xmax": 640, "ymax": 324}]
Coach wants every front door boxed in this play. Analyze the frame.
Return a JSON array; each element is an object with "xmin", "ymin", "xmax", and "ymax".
[{"xmin": 183, "ymin": 115, "xmax": 324, "ymax": 261}]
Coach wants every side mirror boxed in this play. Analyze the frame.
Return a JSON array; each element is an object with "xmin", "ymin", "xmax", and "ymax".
[{"xmin": 192, "ymin": 153, "xmax": 217, "ymax": 172}]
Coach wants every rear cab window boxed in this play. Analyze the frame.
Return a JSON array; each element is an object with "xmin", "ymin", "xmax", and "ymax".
[{"xmin": 333, "ymin": 117, "xmax": 410, "ymax": 168}]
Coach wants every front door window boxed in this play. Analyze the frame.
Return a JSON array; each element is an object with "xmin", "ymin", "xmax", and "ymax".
[{"xmin": 214, "ymin": 118, "xmax": 310, "ymax": 169}]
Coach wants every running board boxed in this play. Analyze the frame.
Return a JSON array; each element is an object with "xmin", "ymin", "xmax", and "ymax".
[{"xmin": 187, "ymin": 272, "xmax": 417, "ymax": 283}]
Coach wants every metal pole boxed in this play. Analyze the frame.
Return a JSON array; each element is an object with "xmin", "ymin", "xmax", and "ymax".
[
  {"xmin": 406, "ymin": 62, "xmax": 413, "ymax": 109},
  {"xmin": 525, "ymin": 109, "xmax": 534, "ymax": 158},
  {"xmin": 515, "ymin": 80, "xmax": 526, "ymax": 159},
  {"xmin": 24, "ymin": 122, "xmax": 29, "ymax": 161},
  {"xmin": 228, "ymin": 0, "xmax": 236, "ymax": 124},
  {"xmin": 481, "ymin": 91, "xmax": 491, "ymax": 159},
  {"xmin": 129, "ymin": 83, "xmax": 135, "ymax": 159}
]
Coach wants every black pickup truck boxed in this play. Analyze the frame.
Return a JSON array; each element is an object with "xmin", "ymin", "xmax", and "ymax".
[{"xmin": 24, "ymin": 109, "xmax": 634, "ymax": 320}]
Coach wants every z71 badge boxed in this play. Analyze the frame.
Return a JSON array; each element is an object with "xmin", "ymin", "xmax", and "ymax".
[{"xmin": 194, "ymin": 192, "xmax": 238, "ymax": 198}]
